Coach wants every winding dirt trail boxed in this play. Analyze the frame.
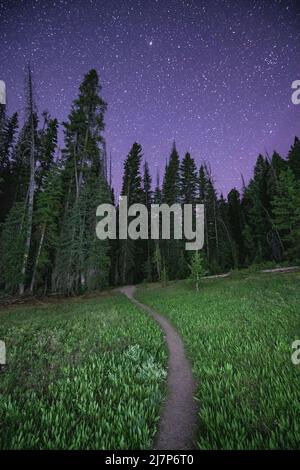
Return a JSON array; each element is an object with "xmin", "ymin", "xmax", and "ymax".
[{"xmin": 119, "ymin": 285, "xmax": 198, "ymax": 450}]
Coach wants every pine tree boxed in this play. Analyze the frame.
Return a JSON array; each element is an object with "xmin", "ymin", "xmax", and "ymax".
[
  {"xmin": 53, "ymin": 69, "xmax": 111, "ymax": 294},
  {"xmin": 0, "ymin": 112, "xmax": 18, "ymax": 222},
  {"xmin": 272, "ymin": 168, "xmax": 300, "ymax": 259},
  {"xmin": 9, "ymin": 113, "xmax": 39, "ymax": 204},
  {"xmin": 161, "ymin": 143, "xmax": 181, "ymax": 279},
  {"xmin": 227, "ymin": 188, "xmax": 244, "ymax": 265},
  {"xmin": 0, "ymin": 201, "xmax": 27, "ymax": 292},
  {"xmin": 0, "ymin": 68, "xmax": 60, "ymax": 294},
  {"xmin": 36, "ymin": 112, "xmax": 58, "ymax": 191},
  {"xmin": 206, "ymin": 176, "xmax": 220, "ymax": 271},
  {"xmin": 142, "ymin": 161, "xmax": 153, "ymax": 281},
  {"xmin": 28, "ymin": 112, "xmax": 59, "ymax": 292},
  {"xmin": 180, "ymin": 152, "xmax": 197, "ymax": 204},
  {"xmin": 142, "ymin": 161, "xmax": 152, "ymax": 208},
  {"xmin": 287, "ymin": 137, "xmax": 300, "ymax": 180},
  {"xmin": 198, "ymin": 164, "xmax": 220, "ymax": 272},
  {"xmin": 198, "ymin": 165, "xmax": 209, "ymax": 260},
  {"xmin": 30, "ymin": 163, "xmax": 62, "ymax": 293},
  {"xmin": 121, "ymin": 142, "xmax": 143, "ymax": 204},
  {"xmin": 178, "ymin": 152, "xmax": 198, "ymax": 277},
  {"xmin": 271, "ymin": 151, "xmax": 287, "ymax": 177},
  {"xmin": 218, "ymin": 193, "xmax": 237, "ymax": 270},
  {"xmin": 162, "ymin": 142, "xmax": 180, "ymax": 205},
  {"xmin": 62, "ymin": 68, "xmax": 107, "ymax": 200},
  {"xmin": 153, "ymin": 168, "xmax": 162, "ymax": 204},
  {"xmin": 198, "ymin": 164, "xmax": 207, "ymax": 203},
  {"xmin": 0, "ymin": 112, "xmax": 18, "ymax": 170},
  {"xmin": 153, "ymin": 169, "xmax": 162, "ymax": 281},
  {"xmin": 242, "ymin": 155, "xmax": 272, "ymax": 263},
  {"xmin": 119, "ymin": 142, "xmax": 143, "ymax": 284}
]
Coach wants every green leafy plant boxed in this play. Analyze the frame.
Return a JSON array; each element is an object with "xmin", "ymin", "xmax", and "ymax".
[
  {"xmin": 188, "ymin": 251, "xmax": 208, "ymax": 291},
  {"xmin": 138, "ymin": 272, "xmax": 300, "ymax": 449},
  {"xmin": 0, "ymin": 294, "xmax": 167, "ymax": 449}
]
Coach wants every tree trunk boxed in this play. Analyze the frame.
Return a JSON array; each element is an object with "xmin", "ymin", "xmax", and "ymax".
[
  {"xmin": 19, "ymin": 148, "xmax": 35, "ymax": 294},
  {"xmin": 19, "ymin": 76, "xmax": 35, "ymax": 295},
  {"xmin": 30, "ymin": 223, "xmax": 46, "ymax": 293}
]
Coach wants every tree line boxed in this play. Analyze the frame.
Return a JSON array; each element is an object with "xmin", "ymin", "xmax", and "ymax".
[{"xmin": 0, "ymin": 68, "xmax": 299, "ymax": 295}]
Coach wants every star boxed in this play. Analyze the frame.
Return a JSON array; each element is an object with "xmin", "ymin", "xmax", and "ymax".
[{"xmin": 0, "ymin": 0, "xmax": 299, "ymax": 196}]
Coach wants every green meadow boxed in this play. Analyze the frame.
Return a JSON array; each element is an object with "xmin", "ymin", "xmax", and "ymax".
[
  {"xmin": 0, "ymin": 294, "xmax": 167, "ymax": 449},
  {"xmin": 137, "ymin": 272, "xmax": 300, "ymax": 449},
  {"xmin": 1, "ymin": 272, "xmax": 300, "ymax": 449}
]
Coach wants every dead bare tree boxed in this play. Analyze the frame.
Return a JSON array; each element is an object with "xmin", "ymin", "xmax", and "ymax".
[{"xmin": 19, "ymin": 65, "xmax": 36, "ymax": 295}]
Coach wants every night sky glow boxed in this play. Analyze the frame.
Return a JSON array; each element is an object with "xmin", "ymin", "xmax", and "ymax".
[{"xmin": 1, "ymin": 0, "xmax": 299, "ymax": 196}]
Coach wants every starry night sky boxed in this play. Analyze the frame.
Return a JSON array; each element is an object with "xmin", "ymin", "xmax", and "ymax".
[{"xmin": 0, "ymin": 0, "xmax": 299, "ymax": 196}]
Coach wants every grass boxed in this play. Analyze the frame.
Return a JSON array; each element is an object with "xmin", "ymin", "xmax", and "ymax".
[
  {"xmin": 0, "ymin": 293, "xmax": 167, "ymax": 449},
  {"xmin": 137, "ymin": 272, "xmax": 300, "ymax": 449}
]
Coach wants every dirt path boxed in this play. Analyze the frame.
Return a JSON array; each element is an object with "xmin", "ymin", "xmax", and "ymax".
[{"xmin": 119, "ymin": 285, "xmax": 198, "ymax": 450}]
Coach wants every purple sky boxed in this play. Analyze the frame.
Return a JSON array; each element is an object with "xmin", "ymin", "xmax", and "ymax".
[{"xmin": 1, "ymin": 0, "xmax": 300, "ymax": 197}]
